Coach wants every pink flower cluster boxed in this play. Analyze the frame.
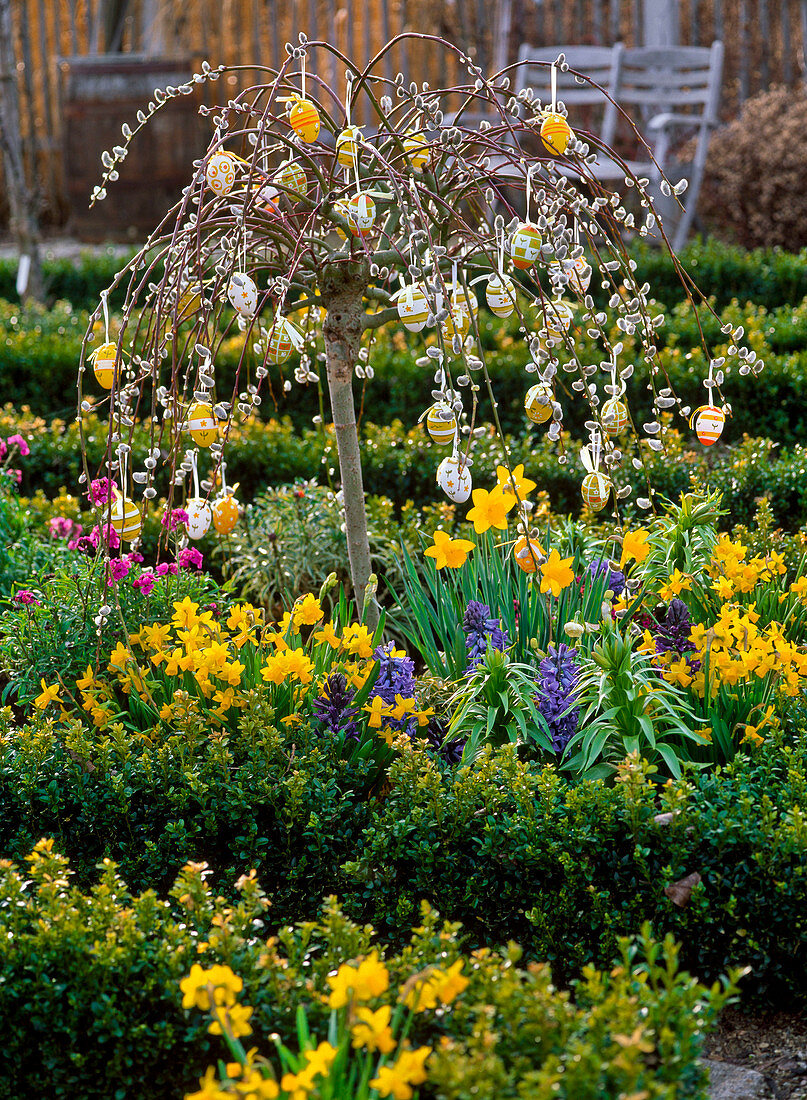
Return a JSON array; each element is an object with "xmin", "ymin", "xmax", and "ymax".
[
  {"xmin": 88, "ymin": 478, "xmax": 117, "ymax": 508},
  {"xmin": 13, "ymin": 590, "xmax": 40, "ymax": 605},
  {"xmin": 70, "ymin": 522, "xmax": 121, "ymax": 554},
  {"xmin": 49, "ymin": 516, "xmax": 82, "ymax": 540},
  {"xmin": 162, "ymin": 508, "xmax": 189, "ymax": 532},
  {"xmin": 0, "ymin": 434, "xmax": 30, "ymax": 460}
]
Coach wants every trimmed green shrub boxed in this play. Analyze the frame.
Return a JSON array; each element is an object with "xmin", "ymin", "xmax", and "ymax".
[
  {"xmin": 0, "ymin": 710, "xmax": 804, "ymax": 1004},
  {"xmin": 0, "ymin": 845, "xmax": 733, "ymax": 1100}
]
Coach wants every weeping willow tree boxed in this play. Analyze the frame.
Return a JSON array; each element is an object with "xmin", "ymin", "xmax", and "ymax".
[{"xmin": 78, "ymin": 33, "xmax": 758, "ymax": 613}]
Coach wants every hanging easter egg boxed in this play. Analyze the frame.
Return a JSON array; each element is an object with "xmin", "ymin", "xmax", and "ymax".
[
  {"xmin": 205, "ymin": 151, "xmax": 237, "ymax": 196},
  {"xmin": 513, "ymin": 535, "xmax": 543, "ymax": 573},
  {"xmin": 212, "ymin": 494, "xmax": 239, "ymax": 535},
  {"xmin": 265, "ymin": 316, "xmax": 302, "ymax": 365},
  {"xmin": 510, "ymin": 223, "xmax": 543, "ymax": 270},
  {"xmin": 425, "ymin": 402, "xmax": 457, "ymax": 445},
  {"xmin": 227, "ymin": 272, "xmax": 258, "ymax": 317},
  {"xmin": 91, "ymin": 342, "xmax": 119, "ymax": 390},
  {"xmin": 275, "ymin": 159, "xmax": 308, "ymax": 198},
  {"xmin": 396, "ymin": 285, "xmax": 429, "ymax": 332},
  {"xmin": 601, "ymin": 398, "xmax": 629, "ymax": 436},
  {"xmin": 187, "ymin": 402, "xmax": 218, "ymax": 448},
  {"xmin": 347, "ymin": 192, "xmax": 376, "ymax": 237},
  {"xmin": 253, "ymin": 183, "xmax": 280, "ymax": 215},
  {"xmin": 186, "ymin": 497, "xmax": 213, "ymax": 540},
  {"xmin": 542, "ymin": 298, "xmax": 575, "ymax": 338},
  {"xmin": 540, "ymin": 112, "xmax": 574, "ymax": 155},
  {"xmin": 110, "ymin": 494, "xmax": 142, "ymax": 543},
  {"xmin": 581, "ymin": 471, "xmax": 611, "ymax": 512},
  {"xmin": 486, "ymin": 273, "xmax": 516, "ymax": 318},
  {"xmin": 548, "ymin": 256, "xmax": 592, "ymax": 295},
  {"xmin": 403, "ymin": 130, "xmax": 430, "ymax": 168},
  {"xmin": 436, "ymin": 455, "xmax": 472, "ymax": 503},
  {"xmin": 524, "ymin": 383, "xmax": 554, "ymax": 425},
  {"xmin": 176, "ymin": 283, "xmax": 203, "ymax": 323},
  {"xmin": 690, "ymin": 404, "xmax": 725, "ymax": 446},
  {"xmin": 336, "ymin": 126, "xmax": 360, "ymax": 168},
  {"xmin": 289, "ymin": 98, "xmax": 320, "ymax": 143}
]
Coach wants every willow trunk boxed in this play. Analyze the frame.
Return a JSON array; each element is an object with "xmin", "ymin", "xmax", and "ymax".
[{"xmin": 320, "ymin": 258, "xmax": 375, "ymax": 622}]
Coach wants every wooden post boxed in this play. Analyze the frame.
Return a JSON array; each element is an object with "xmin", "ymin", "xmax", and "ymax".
[
  {"xmin": 0, "ymin": 0, "xmax": 44, "ymax": 303},
  {"xmin": 642, "ymin": 0, "xmax": 679, "ymax": 45}
]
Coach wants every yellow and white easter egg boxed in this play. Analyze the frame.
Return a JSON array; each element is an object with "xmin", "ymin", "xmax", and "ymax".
[
  {"xmin": 205, "ymin": 152, "xmax": 237, "ymax": 196},
  {"xmin": 548, "ymin": 255, "xmax": 592, "ymax": 295},
  {"xmin": 601, "ymin": 398, "xmax": 628, "ymax": 436},
  {"xmin": 540, "ymin": 112, "xmax": 574, "ymax": 155},
  {"xmin": 436, "ymin": 455, "xmax": 472, "ymax": 503},
  {"xmin": 513, "ymin": 535, "xmax": 544, "ymax": 573},
  {"xmin": 485, "ymin": 273, "xmax": 516, "ymax": 318},
  {"xmin": 227, "ymin": 272, "xmax": 258, "ymax": 317},
  {"xmin": 441, "ymin": 288, "xmax": 475, "ymax": 342},
  {"xmin": 289, "ymin": 98, "xmax": 320, "ymax": 143},
  {"xmin": 403, "ymin": 129, "xmax": 430, "ymax": 168},
  {"xmin": 524, "ymin": 383, "xmax": 554, "ymax": 425},
  {"xmin": 110, "ymin": 494, "xmax": 142, "ymax": 543},
  {"xmin": 690, "ymin": 404, "xmax": 725, "ymax": 446},
  {"xmin": 186, "ymin": 497, "xmax": 213, "ymax": 540},
  {"xmin": 212, "ymin": 494, "xmax": 239, "ymax": 535},
  {"xmin": 542, "ymin": 298, "xmax": 575, "ymax": 338},
  {"xmin": 510, "ymin": 223, "xmax": 543, "ymax": 270},
  {"xmin": 265, "ymin": 316, "xmax": 301, "ymax": 365},
  {"xmin": 275, "ymin": 159, "xmax": 308, "ymax": 197},
  {"xmin": 347, "ymin": 192, "xmax": 376, "ymax": 237},
  {"xmin": 187, "ymin": 401, "xmax": 218, "ymax": 448},
  {"xmin": 581, "ymin": 471, "xmax": 611, "ymax": 511},
  {"xmin": 425, "ymin": 402, "xmax": 457, "ymax": 445},
  {"xmin": 91, "ymin": 342, "xmax": 119, "ymax": 390},
  {"xmin": 397, "ymin": 285, "xmax": 429, "ymax": 332},
  {"xmin": 335, "ymin": 126, "xmax": 360, "ymax": 168}
]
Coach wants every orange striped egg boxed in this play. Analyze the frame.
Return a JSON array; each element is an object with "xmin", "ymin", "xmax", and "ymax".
[
  {"xmin": 91, "ymin": 342, "xmax": 119, "ymax": 390},
  {"xmin": 513, "ymin": 535, "xmax": 544, "ymax": 573},
  {"xmin": 110, "ymin": 494, "xmax": 142, "ymax": 543},
  {"xmin": 335, "ymin": 126, "xmax": 360, "ymax": 168},
  {"xmin": 691, "ymin": 404, "xmax": 725, "ymax": 446},
  {"xmin": 436, "ymin": 455, "xmax": 472, "ymax": 503},
  {"xmin": 227, "ymin": 272, "xmax": 258, "ymax": 317},
  {"xmin": 212, "ymin": 494, "xmax": 239, "ymax": 535},
  {"xmin": 187, "ymin": 402, "xmax": 218, "ymax": 448},
  {"xmin": 542, "ymin": 298, "xmax": 575, "ymax": 338},
  {"xmin": 265, "ymin": 317, "xmax": 301, "ymax": 365},
  {"xmin": 510, "ymin": 223, "xmax": 542, "ymax": 270},
  {"xmin": 397, "ymin": 285, "xmax": 429, "ymax": 332},
  {"xmin": 205, "ymin": 151, "xmax": 237, "ymax": 196},
  {"xmin": 601, "ymin": 398, "xmax": 628, "ymax": 436},
  {"xmin": 524, "ymin": 383, "xmax": 554, "ymax": 425},
  {"xmin": 186, "ymin": 497, "xmax": 212, "ymax": 540},
  {"xmin": 403, "ymin": 129, "xmax": 429, "ymax": 168},
  {"xmin": 275, "ymin": 159, "xmax": 308, "ymax": 197},
  {"xmin": 289, "ymin": 98, "xmax": 320, "ymax": 143},
  {"xmin": 425, "ymin": 402, "xmax": 457, "ymax": 445},
  {"xmin": 486, "ymin": 273, "xmax": 516, "ymax": 318},
  {"xmin": 581, "ymin": 471, "xmax": 611, "ymax": 511},
  {"xmin": 540, "ymin": 112, "xmax": 573, "ymax": 155}
]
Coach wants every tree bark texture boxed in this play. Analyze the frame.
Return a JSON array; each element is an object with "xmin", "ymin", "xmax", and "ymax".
[
  {"xmin": 319, "ymin": 257, "xmax": 376, "ymax": 622},
  {"xmin": 0, "ymin": 0, "xmax": 44, "ymax": 303}
]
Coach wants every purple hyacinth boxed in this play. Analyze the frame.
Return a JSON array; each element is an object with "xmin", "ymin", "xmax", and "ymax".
[
  {"xmin": 587, "ymin": 558, "xmax": 626, "ymax": 597},
  {"xmin": 536, "ymin": 643, "xmax": 580, "ymax": 753},
  {"xmin": 371, "ymin": 641, "xmax": 418, "ymax": 733},
  {"xmin": 654, "ymin": 599, "xmax": 701, "ymax": 671},
  {"xmin": 463, "ymin": 600, "xmax": 509, "ymax": 673},
  {"xmin": 313, "ymin": 673, "xmax": 360, "ymax": 742}
]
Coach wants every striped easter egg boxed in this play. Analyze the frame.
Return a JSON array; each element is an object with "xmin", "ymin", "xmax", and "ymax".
[
  {"xmin": 265, "ymin": 317, "xmax": 300, "ymax": 365},
  {"xmin": 540, "ymin": 112, "xmax": 573, "ymax": 155},
  {"xmin": 110, "ymin": 495, "xmax": 142, "ymax": 543},
  {"xmin": 397, "ymin": 285, "xmax": 429, "ymax": 332},
  {"xmin": 691, "ymin": 404, "xmax": 725, "ymax": 446},
  {"xmin": 403, "ymin": 129, "xmax": 429, "ymax": 168},
  {"xmin": 581, "ymin": 471, "xmax": 611, "ymax": 511},
  {"xmin": 347, "ymin": 192, "xmax": 376, "ymax": 236},
  {"xmin": 510, "ymin": 223, "xmax": 542, "ymax": 270},
  {"xmin": 542, "ymin": 298, "xmax": 575, "ymax": 338},
  {"xmin": 289, "ymin": 98, "xmax": 320, "ymax": 143},
  {"xmin": 486, "ymin": 273, "xmax": 516, "ymax": 318},
  {"xmin": 335, "ymin": 126, "xmax": 360, "ymax": 168},
  {"xmin": 425, "ymin": 402, "xmax": 457, "ymax": 445},
  {"xmin": 187, "ymin": 402, "xmax": 218, "ymax": 448},
  {"xmin": 91, "ymin": 342, "xmax": 119, "ymax": 390}
]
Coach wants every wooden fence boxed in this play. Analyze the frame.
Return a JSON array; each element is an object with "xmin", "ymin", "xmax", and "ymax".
[{"xmin": 5, "ymin": 0, "xmax": 807, "ymax": 232}]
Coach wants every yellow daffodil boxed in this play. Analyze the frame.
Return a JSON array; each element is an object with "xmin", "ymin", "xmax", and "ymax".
[
  {"xmin": 342, "ymin": 623, "xmax": 374, "ymax": 659},
  {"xmin": 292, "ymin": 594, "xmax": 324, "ymax": 627},
  {"xmin": 619, "ymin": 528, "xmax": 651, "ymax": 567},
  {"xmin": 466, "ymin": 486, "xmax": 515, "ymax": 534},
  {"xmin": 424, "ymin": 529, "xmax": 475, "ymax": 570},
  {"xmin": 370, "ymin": 1046, "xmax": 431, "ymax": 1100},
  {"xmin": 327, "ymin": 951, "xmax": 389, "ymax": 1008},
  {"xmin": 180, "ymin": 964, "xmax": 242, "ymax": 1011},
  {"xmin": 34, "ymin": 678, "xmax": 61, "ymax": 710},
  {"xmin": 495, "ymin": 463, "xmax": 537, "ymax": 500},
  {"xmin": 172, "ymin": 596, "xmax": 200, "ymax": 630},
  {"xmin": 351, "ymin": 1005, "xmax": 397, "ymax": 1053},
  {"xmin": 658, "ymin": 569, "xmax": 692, "ymax": 600},
  {"xmin": 313, "ymin": 621, "xmax": 340, "ymax": 648},
  {"xmin": 538, "ymin": 549, "xmax": 575, "ymax": 598}
]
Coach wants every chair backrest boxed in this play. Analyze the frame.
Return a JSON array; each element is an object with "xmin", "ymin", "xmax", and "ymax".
[
  {"xmin": 618, "ymin": 42, "xmax": 724, "ymax": 124},
  {"xmin": 514, "ymin": 43, "xmax": 624, "ymax": 146}
]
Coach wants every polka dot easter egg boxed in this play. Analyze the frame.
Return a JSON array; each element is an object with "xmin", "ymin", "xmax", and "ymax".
[
  {"xmin": 212, "ymin": 495, "xmax": 239, "ymax": 535},
  {"xmin": 185, "ymin": 497, "xmax": 213, "ymax": 540},
  {"xmin": 227, "ymin": 272, "xmax": 258, "ymax": 317},
  {"xmin": 436, "ymin": 454, "xmax": 472, "ymax": 503},
  {"xmin": 205, "ymin": 152, "xmax": 238, "ymax": 196}
]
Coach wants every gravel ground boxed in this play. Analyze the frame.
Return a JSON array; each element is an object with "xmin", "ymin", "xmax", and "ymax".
[{"xmin": 706, "ymin": 1009, "xmax": 807, "ymax": 1099}]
